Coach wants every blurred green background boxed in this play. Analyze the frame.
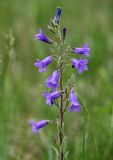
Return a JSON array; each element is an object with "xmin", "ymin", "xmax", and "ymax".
[{"xmin": 0, "ymin": 0, "xmax": 113, "ymax": 159}]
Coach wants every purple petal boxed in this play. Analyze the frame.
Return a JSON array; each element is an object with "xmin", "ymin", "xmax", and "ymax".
[
  {"xmin": 69, "ymin": 104, "xmax": 81, "ymax": 112},
  {"xmin": 72, "ymin": 43, "xmax": 91, "ymax": 57},
  {"xmin": 83, "ymin": 42, "xmax": 88, "ymax": 48},
  {"xmin": 45, "ymin": 70, "xmax": 60, "ymax": 90},
  {"xmin": 70, "ymin": 90, "xmax": 78, "ymax": 103},
  {"xmin": 34, "ymin": 56, "xmax": 52, "ymax": 73},
  {"xmin": 42, "ymin": 91, "xmax": 61, "ymax": 106},
  {"xmin": 35, "ymin": 30, "xmax": 53, "ymax": 44},
  {"xmin": 78, "ymin": 68, "xmax": 83, "ymax": 74},
  {"xmin": 39, "ymin": 67, "xmax": 46, "ymax": 73},
  {"xmin": 83, "ymin": 66, "xmax": 88, "ymax": 71},
  {"xmin": 69, "ymin": 89, "xmax": 81, "ymax": 112},
  {"xmin": 71, "ymin": 58, "xmax": 88, "ymax": 74},
  {"xmin": 30, "ymin": 120, "xmax": 49, "ymax": 133},
  {"xmin": 80, "ymin": 59, "xmax": 88, "ymax": 65}
]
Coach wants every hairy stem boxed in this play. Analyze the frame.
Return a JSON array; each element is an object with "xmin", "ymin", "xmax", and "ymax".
[
  {"xmin": 59, "ymin": 63, "xmax": 64, "ymax": 160},
  {"xmin": 58, "ymin": 32, "xmax": 64, "ymax": 160},
  {"xmin": 82, "ymin": 106, "xmax": 87, "ymax": 160}
]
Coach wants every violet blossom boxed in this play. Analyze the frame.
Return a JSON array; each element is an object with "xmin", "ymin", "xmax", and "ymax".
[
  {"xmin": 42, "ymin": 91, "xmax": 61, "ymax": 106},
  {"xmin": 69, "ymin": 89, "xmax": 81, "ymax": 112},
  {"xmin": 72, "ymin": 43, "xmax": 91, "ymax": 57},
  {"xmin": 35, "ymin": 30, "xmax": 53, "ymax": 44},
  {"xmin": 54, "ymin": 7, "xmax": 62, "ymax": 25},
  {"xmin": 71, "ymin": 58, "xmax": 88, "ymax": 74},
  {"xmin": 30, "ymin": 120, "xmax": 50, "ymax": 133},
  {"xmin": 34, "ymin": 56, "xmax": 52, "ymax": 73},
  {"xmin": 45, "ymin": 70, "xmax": 60, "ymax": 90}
]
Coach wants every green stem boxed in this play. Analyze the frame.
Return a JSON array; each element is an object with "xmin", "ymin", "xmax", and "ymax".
[
  {"xmin": 58, "ymin": 31, "xmax": 64, "ymax": 160},
  {"xmin": 77, "ymin": 94, "xmax": 88, "ymax": 160},
  {"xmin": 82, "ymin": 106, "xmax": 87, "ymax": 160},
  {"xmin": 59, "ymin": 64, "xmax": 64, "ymax": 160}
]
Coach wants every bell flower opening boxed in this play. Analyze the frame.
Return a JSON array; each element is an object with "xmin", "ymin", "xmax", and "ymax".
[
  {"xmin": 69, "ymin": 89, "xmax": 81, "ymax": 112},
  {"xmin": 42, "ymin": 91, "xmax": 61, "ymax": 106},
  {"xmin": 45, "ymin": 70, "xmax": 60, "ymax": 90},
  {"xmin": 30, "ymin": 120, "xmax": 50, "ymax": 133},
  {"xmin": 34, "ymin": 56, "xmax": 52, "ymax": 73},
  {"xmin": 72, "ymin": 43, "xmax": 91, "ymax": 57},
  {"xmin": 71, "ymin": 58, "xmax": 88, "ymax": 74},
  {"xmin": 35, "ymin": 30, "xmax": 53, "ymax": 44}
]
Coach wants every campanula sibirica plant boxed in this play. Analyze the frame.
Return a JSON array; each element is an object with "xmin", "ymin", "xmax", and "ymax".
[{"xmin": 30, "ymin": 6, "xmax": 91, "ymax": 160}]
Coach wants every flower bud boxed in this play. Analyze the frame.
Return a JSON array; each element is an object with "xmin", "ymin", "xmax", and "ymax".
[{"xmin": 62, "ymin": 27, "xmax": 67, "ymax": 41}]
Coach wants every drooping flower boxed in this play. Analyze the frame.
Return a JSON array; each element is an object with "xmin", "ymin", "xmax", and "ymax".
[
  {"xmin": 72, "ymin": 43, "xmax": 91, "ymax": 57},
  {"xmin": 69, "ymin": 89, "xmax": 81, "ymax": 112},
  {"xmin": 30, "ymin": 120, "xmax": 50, "ymax": 133},
  {"xmin": 34, "ymin": 56, "xmax": 52, "ymax": 73},
  {"xmin": 71, "ymin": 58, "xmax": 88, "ymax": 74},
  {"xmin": 54, "ymin": 7, "xmax": 62, "ymax": 25},
  {"xmin": 35, "ymin": 30, "xmax": 53, "ymax": 44},
  {"xmin": 45, "ymin": 70, "xmax": 60, "ymax": 90},
  {"xmin": 42, "ymin": 91, "xmax": 61, "ymax": 106}
]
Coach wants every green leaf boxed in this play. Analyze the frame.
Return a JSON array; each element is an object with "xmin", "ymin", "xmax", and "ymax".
[
  {"xmin": 62, "ymin": 136, "xmax": 68, "ymax": 152},
  {"xmin": 64, "ymin": 151, "xmax": 69, "ymax": 159},
  {"xmin": 52, "ymin": 146, "xmax": 59, "ymax": 160}
]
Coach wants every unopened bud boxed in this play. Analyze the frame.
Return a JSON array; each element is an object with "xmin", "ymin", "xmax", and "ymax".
[{"xmin": 62, "ymin": 27, "xmax": 67, "ymax": 41}]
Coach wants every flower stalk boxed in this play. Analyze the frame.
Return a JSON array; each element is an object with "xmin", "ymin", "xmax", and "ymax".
[
  {"xmin": 30, "ymin": 6, "xmax": 91, "ymax": 160},
  {"xmin": 59, "ymin": 56, "xmax": 64, "ymax": 160}
]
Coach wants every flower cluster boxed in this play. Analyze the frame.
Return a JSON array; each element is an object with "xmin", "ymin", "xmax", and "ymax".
[
  {"xmin": 31, "ymin": 6, "xmax": 91, "ymax": 137},
  {"xmin": 30, "ymin": 6, "xmax": 92, "ymax": 160},
  {"xmin": 71, "ymin": 42, "xmax": 91, "ymax": 74}
]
